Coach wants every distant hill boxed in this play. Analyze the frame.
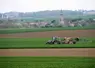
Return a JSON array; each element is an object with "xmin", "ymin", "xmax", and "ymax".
[{"xmin": 0, "ymin": 10, "xmax": 83, "ymax": 19}]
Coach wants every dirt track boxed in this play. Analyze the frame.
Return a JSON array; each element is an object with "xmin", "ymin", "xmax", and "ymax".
[
  {"xmin": 0, "ymin": 30, "xmax": 95, "ymax": 38},
  {"xmin": 0, "ymin": 48, "xmax": 95, "ymax": 57}
]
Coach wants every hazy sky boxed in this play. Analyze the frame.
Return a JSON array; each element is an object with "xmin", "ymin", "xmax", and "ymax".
[{"xmin": 0, "ymin": 0, "xmax": 95, "ymax": 13}]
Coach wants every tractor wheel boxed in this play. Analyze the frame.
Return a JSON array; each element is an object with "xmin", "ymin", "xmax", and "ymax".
[
  {"xmin": 51, "ymin": 42, "xmax": 54, "ymax": 44},
  {"xmin": 73, "ymin": 41, "xmax": 76, "ymax": 44}
]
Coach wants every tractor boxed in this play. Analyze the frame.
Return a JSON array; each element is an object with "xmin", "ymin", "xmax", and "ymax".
[
  {"xmin": 46, "ymin": 36, "xmax": 79, "ymax": 44},
  {"xmin": 46, "ymin": 36, "xmax": 61, "ymax": 44}
]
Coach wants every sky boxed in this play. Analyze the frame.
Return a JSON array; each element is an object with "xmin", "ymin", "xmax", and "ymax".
[{"xmin": 0, "ymin": 0, "xmax": 95, "ymax": 13}]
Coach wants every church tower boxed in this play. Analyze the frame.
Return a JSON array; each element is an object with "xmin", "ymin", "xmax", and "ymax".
[
  {"xmin": 59, "ymin": 10, "xmax": 65, "ymax": 25},
  {"xmin": 59, "ymin": 10, "xmax": 70, "ymax": 26}
]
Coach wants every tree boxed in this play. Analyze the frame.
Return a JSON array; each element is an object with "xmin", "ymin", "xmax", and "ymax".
[{"xmin": 51, "ymin": 20, "xmax": 56, "ymax": 23}]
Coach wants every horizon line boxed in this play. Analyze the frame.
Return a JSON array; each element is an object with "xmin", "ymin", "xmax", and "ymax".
[{"xmin": 0, "ymin": 9, "xmax": 95, "ymax": 13}]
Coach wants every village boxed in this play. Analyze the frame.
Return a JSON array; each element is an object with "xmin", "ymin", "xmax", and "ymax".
[{"xmin": 0, "ymin": 10, "xmax": 95, "ymax": 28}]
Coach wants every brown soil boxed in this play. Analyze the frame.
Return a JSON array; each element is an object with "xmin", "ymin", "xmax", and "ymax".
[
  {"xmin": 0, "ymin": 30, "xmax": 95, "ymax": 38},
  {"xmin": 0, "ymin": 48, "xmax": 95, "ymax": 57}
]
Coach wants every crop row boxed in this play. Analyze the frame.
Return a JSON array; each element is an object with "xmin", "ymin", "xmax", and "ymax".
[
  {"xmin": 0, "ymin": 57, "xmax": 95, "ymax": 68},
  {"xmin": 0, "ymin": 38, "xmax": 95, "ymax": 48}
]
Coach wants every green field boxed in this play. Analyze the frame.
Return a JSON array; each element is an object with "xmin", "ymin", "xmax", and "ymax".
[
  {"xmin": 0, "ymin": 57, "xmax": 95, "ymax": 68},
  {"xmin": 0, "ymin": 26, "xmax": 95, "ymax": 34},
  {"xmin": 0, "ymin": 38, "xmax": 95, "ymax": 48}
]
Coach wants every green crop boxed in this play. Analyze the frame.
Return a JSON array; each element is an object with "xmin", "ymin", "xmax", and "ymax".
[
  {"xmin": 0, "ymin": 38, "xmax": 95, "ymax": 48},
  {"xmin": 0, "ymin": 57, "xmax": 95, "ymax": 68},
  {"xmin": 0, "ymin": 26, "xmax": 95, "ymax": 34}
]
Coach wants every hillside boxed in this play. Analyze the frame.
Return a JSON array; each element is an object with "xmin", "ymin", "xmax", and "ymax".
[{"xmin": 0, "ymin": 10, "xmax": 83, "ymax": 19}]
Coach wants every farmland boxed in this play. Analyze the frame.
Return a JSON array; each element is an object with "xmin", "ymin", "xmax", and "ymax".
[
  {"xmin": 0, "ymin": 30, "xmax": 95, "ymax": 38},
  {"xmin": 0, "ymin": 26, "xmax": 95, "ymax": 34},
  {"xmin": 0, "ymin": 48, "xmax": 95, "ymax": 56},
  {"xmin": 0, "ymin": 29, "xmax": 95, "ymax": 68},
  {"xmin": 0, "ymin": 30, "xmax": 95, "ymax": 48},
  {"xmin": 0, "ymin": 57, "xmax": 95, "ymax": 68},
  {"xmin": 0, "ymin": 38, "xmax": 95, "ymax": 48}
]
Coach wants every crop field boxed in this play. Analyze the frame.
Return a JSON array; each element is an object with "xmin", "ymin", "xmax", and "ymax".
[
  {"xmin": 0, "ymin": 38, "xmax": 95, "ymax": 48},
  {"xmin": 0, "ymin": 48, "xmax": 94, "ymax": 56},
  {"xmin": 0, "ymin": 57, "xmax": 95, "ymax": 68},
  {"xmin": 0, "ymin": 26, "xmax": 95, "ymax": 34},
  {"xmin": 0, "ymin": 29, "xmax": 95, "ymax": 48},
  {"xmin": 0, "ymin": 30, "xmax": 95, "ymax": 38},
  {"xmin": 0, "ymin": 29, "xmax": 95, "ymax": 68}
]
